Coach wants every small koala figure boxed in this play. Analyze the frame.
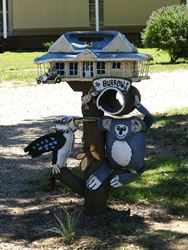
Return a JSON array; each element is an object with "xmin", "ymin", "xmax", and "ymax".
[{"xmin": 86, "ymin": 95, "xmax": 153, "ymax": 190}]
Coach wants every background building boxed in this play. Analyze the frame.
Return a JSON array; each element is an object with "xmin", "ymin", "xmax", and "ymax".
[{"xmin": 0, "ymin": 0, "xmax": 185, "ymax": 50}]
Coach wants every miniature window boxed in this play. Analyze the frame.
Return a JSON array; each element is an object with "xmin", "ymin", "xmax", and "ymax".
[
  {"xmin": 69, "ymin": 63, "xmax": 78, "ymax": 76},
  {"xmin": 97, "ymin": 62, "xmax": 105, "ymax": 74},
  {"xmin": 55, "ymin": 63, "xmax": 65, "ymax": 75},
  {"xmin": 112, "ymin": 62, "xmax": 121, "ymax": 69}
]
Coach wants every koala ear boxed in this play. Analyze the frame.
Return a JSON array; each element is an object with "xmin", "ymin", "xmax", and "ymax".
[
  {"xmin": 131, "ymin": 118, "xmax": 144, "ymax": 133},
  {"xmin": 102, "ymin": 118, "xmax": 112, "ymax": 131}
]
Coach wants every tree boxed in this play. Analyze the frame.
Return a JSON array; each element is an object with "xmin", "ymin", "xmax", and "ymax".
[{"xmin": 142, "ymin": 4, "xmax": 188, "ymax": 63}]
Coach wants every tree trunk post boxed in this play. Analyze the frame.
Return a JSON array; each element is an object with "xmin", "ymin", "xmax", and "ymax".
[
  {"xmin": 81, "ymin": 92, "xmax": 111, "ymax": 215},
  {"xmin": 57, "ymin": 82, "xmax": 112, "ymax": 215}
]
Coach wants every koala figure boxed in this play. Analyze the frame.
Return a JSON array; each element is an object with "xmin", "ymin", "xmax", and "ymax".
[{"xmin": 86, "ymin": 96, "xmax": 153, "ymax": 190}]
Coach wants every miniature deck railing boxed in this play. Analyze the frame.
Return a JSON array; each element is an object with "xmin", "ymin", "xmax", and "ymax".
[{"xmin": 36, "ymin": 59, "xmax": 151, "ymax": 84}]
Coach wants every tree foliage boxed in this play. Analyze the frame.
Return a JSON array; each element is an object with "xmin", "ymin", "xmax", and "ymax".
[{"xmin": 142, "ymin": 5, "xmax": 188, "ymax": 63}]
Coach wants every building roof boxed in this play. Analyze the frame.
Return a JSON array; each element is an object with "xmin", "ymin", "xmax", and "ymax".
[
  {"xmin": 34, "ymin": 51, "xmax": 151, "ymax": 64},
  {"xmin": 35, "ymin": 31, "xmax": 152, "ymax": 64}
]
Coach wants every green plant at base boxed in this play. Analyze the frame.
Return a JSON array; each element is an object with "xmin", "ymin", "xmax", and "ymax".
[
  {"xmin": 142, "ymin": 5, "xmax": 188, "ymax": 63},
  {"xmin": 50, "ymin": 205, "xmax": 80, "ymax": 242}
]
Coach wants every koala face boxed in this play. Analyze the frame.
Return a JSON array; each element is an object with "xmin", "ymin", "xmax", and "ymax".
[{"xmin": 115, "ymin": 124, "xmax": 128, "ymax": 139}]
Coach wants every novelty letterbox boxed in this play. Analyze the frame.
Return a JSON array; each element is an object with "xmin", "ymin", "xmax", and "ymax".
[
  {"xmin": 28, "ymin": 31, "xmax": 153, "ymax": 215},
  {"xmin": 34, "ymin": 30, "xmax": 151, "ymax": 116}
]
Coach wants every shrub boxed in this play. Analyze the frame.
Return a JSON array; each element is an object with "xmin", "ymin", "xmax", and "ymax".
[
  {"xmin": 142, "ymin": 5, "xmax": 188, "ymax": 63},
  {"xmin": 42, "ymin": 41, "xmax": 54, "ymax": 51}
]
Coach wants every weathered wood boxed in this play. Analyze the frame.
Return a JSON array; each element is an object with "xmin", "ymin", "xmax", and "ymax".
[
  {"xmin": 81, "ymin": 91, "xmax": 111, "ymax": 215},
  {"xmin": 57, "ymin": 168, "xmax": 84, "ymax": 196},
  {"xmin": 67, "ymin": 81, "xmax": 91, "ymax": 92},
  {"xmin": 57, "ymin": 82, "xmax": 112, "ymax": 215}
]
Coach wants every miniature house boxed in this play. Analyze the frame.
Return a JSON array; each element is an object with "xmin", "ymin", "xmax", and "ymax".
[{"xmin": 34, "ymin": 31, "xmax": 152, "ymax": 83}]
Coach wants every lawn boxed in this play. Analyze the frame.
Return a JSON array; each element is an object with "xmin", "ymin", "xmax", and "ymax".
[
  {"xmin": 138, "ymin": 48, "xmax": 188, "ymax": 72},
  {"xmin": 0, "ymin": 51, "xmax": 42, "ymax": 84},
  {"xmin": 0, "ymin": 49, "xmax": 188, "ymax": 84}
]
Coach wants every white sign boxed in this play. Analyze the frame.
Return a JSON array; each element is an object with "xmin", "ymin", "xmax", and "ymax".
[{"xmin": 93, "ymin": 77, "xmax": 131, "ymax": 92}]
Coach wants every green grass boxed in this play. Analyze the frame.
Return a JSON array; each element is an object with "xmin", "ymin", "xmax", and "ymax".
[
  {"xmin": 0, "ymin": 49, "xmax": 188, "ymax": 84},
  {"xmin": 0, "ymin": 51, "xmax": 43, "ymax": 84},
  {"xmin": 111, "ymin": 156, "xmax": 188, "ymax": 214},
  {"xmin": 138, "ymin": 48, "xmax": 188, "ymax": 72},
  {"xmin": 148, "ymin": 109, "xmax": 188, "ymax": 146}
]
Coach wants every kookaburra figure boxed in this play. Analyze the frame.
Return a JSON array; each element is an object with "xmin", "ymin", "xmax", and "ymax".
[{"xmin": 24, "ymin": 116, "xmax": 81, "ymax": 174}]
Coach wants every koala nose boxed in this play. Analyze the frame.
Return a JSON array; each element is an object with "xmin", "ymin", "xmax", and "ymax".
[{"xmin": 119, "ymin": 129, "xmax": 123, "ymax": 135}]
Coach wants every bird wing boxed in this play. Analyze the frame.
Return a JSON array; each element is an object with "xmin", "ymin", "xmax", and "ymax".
[{"xmin": 24, "ymin": 131, "xmax": 66, "ymax": 158}]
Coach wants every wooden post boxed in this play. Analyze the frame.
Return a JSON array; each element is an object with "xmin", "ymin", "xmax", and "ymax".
[
  {"xmin": 81, "ymin": 91, "xmax": 111, "ymax": 215},
  {"xmin": 60, "ymin": 81, "xmax": 111, "ymax": 215}
]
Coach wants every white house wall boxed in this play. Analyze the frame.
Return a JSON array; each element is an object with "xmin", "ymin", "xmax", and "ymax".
[{"xmin": 48, "ymin": 60, "xmax": 139, "ymax": 80}]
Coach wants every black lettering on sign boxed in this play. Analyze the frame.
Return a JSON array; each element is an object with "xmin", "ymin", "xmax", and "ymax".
[
  {"xmin": 103, "ymin": 80, "xmax": 107, "ymax": 88},
  {"xmin": 93, "ymin": 78, "xmax": 132, "ymax": 92}
]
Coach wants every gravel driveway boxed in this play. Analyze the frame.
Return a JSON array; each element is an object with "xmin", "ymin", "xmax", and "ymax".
[
  {"xmin": 0, "ymin": 70, "xmax": 188, "ymax": 249},
  {"xmin": 0, "ymin": 70, "xmax": 188, "ymax": 126}
]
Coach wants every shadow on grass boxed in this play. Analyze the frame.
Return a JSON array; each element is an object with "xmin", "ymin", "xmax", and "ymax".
[
  {"xmin": 1, "ymin": 200, "xmax": 187, "ymax": 249},
  {"xmin": 111, "ymin": 161, "xmax": 188, "ymax": 217},
  {"xmin": 146, "ymin": 110, "xmax": 188, "ymax": 157},
  {"xmin": 0, "ymin": 110, "xmax": 188, "ymax": 248},
  {"xmin": 135, "ymin": 230, "xmax": 188, "ymax": 250},
  {"xmin": 0, "ymin": 117, "xmax": 83, "ymax": 242}
]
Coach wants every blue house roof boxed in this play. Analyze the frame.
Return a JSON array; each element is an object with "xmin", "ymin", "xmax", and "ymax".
[
  {"xmin": 34, "ymin": 52, "xmax": 151, "ymax": 64},
  {"xmin": 63, "ymin": 30, "xmax": 136, "ymax": 52},
  {"xmin": 34, "ymin": 31, "xmax": 152, "ymax": 64}
]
